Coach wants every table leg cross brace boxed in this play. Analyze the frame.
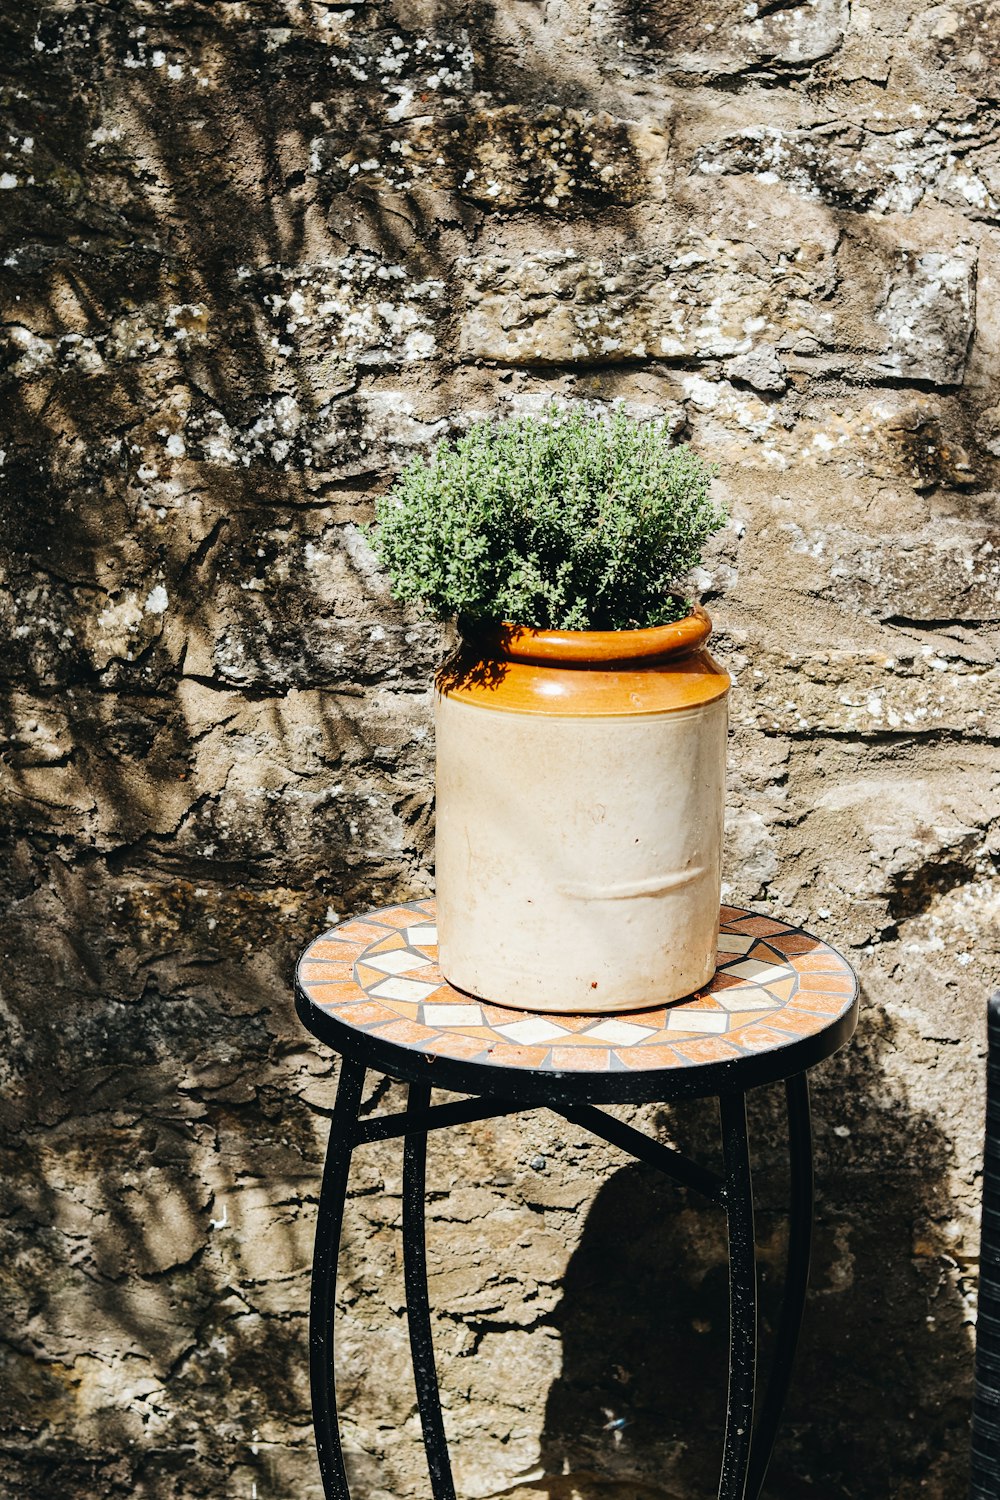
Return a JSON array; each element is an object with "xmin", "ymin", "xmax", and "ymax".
[{"xmin": 355, "ymin": 1093, "xmax": 725, "ymax": 1202}]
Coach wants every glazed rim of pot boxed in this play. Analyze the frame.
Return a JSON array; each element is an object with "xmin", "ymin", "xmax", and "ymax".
[{"xmin": 479, "ymin": 603, "xmax": 712, "ymax": 666}]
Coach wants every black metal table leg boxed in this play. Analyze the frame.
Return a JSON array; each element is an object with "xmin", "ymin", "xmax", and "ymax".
[
  {"xmin": 403, "ymin": 1081, "xmax": 457, "ymax": 1500},
  {"xmin": 311, "ymin": 1057, "xmax": 366, "ymax": 1500},
  {"xmin": 719, "ymin": 1089, "xmax": 757, "ymax": 1500},
  {"xmin": 747, "ymin": 1073, "xmax": 813, "ymax": 1500}
]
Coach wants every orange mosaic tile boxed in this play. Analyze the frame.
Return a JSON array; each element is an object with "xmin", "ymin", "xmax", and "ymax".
[
  {"xmin": 369, "ymin": 1018, "xmax": 441, "ymax": 1046},
  {"xmin": 324, "ymin": 970, "xmax": 355, "ymax": 991},
  {"xmin": 728, "ymin": 916, "xmax": 790, "ymax": 935},
  {"xmin": 724, "ymin": 1010, "xmax": 779, "ymax": 1031},
  {"xmin": 336, "ymin": 921, "xmax": 401, "ymax": 944},
  {"xmin": 712, "ymin": 972, "xmax": 749, "ymax": 990},
  {"xmin": 481, "ymin": 1043, "xmax": 552, "ymax": 1068},
  {"xmin": 481, "ymin": 1001, "xmax": 528, "ymax": 1025},
  {"xmin": 550, "ymin": 1047, "xmax": 611, "ymax": 1071},
  {"xmin": 342, "ymin": 1000, "xmax": 401, "ymax": 1027},
  {"xmin": 309, "ymin": 961, "xmax": 354, "ymax": 986},
  {"xmin": 310, "ymin": 981, "xmax": 374, "ymax": 1006},
  {"xmin": 373, "ymin": 907, "xmax": 431, "ymax": 929},
  {"xmin": 763, "ymin": 1011, "xmax": 831, "ymax": 1038},
  {"xmin": 616, "ymin": 1045, "xmax": 685, "ymax": 1069},
  {"xmin": 296, "ymin": 899, "xmax": 856, "ymax": 1079},
  {"xmin": 673, "ymin": 993, "xmax": 728, "ymax": 1012},
  {"xmin": 787, "ymin": 991, "xmax": 852, "ymax": 1016},
  {"xmin": 418, "ymin": 984, "xmax": 460, "ymax": 1006},
  {"xmin": 625, "ymin": 1008, "xmax": 669, "ymax": 1029},
  {"xmin": 541, "ymin": 1012, "xmax": 612, "ymax": 1033},
  {"xmin": 766, "ymin": 933, "xmax": 825, "ymax": 957},
  {"xmin": 366, "ymin": 932, "xmax": 407, "ymax": 953},
  {"xmin": 380, "ymin": 1000, "xmax": 420, "ymax": 1019},
  {"xmin": 300, "ymin": 960, "xmax": 349, "ymax": 985},
  {"xmin": 354, "ymin": 964, "xmax": 388, "ymax": 987},
  {"xmin": 672, "ymin": 1037, "xmax": 743, "ymax": 1065},
  {"xmin": 735, "ymin": 1026, "xmax": 803, "ymax": 1053},
  {"xmin": 748, "ymin": 940, "xmax": 784, "ymax": 962},
  {"xmin": 422, "ymin": 1034, "xmax": 490, "ymax": 1061},
  {"xmin": 308, "ymin": 938, "xmax": 369, "ymax": 961},
  {"xmin": 795, "ymin": 973, "xmax": 855, "ymax": 994},
  {"xmin": 791, "ymin": 952, "xmax": 850, "ymax": 974}
]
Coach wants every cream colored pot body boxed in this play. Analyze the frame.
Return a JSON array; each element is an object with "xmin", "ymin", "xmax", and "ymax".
[{"xmin": 435, "ymin": 686, "xmax": 728, "ymax": 1014}]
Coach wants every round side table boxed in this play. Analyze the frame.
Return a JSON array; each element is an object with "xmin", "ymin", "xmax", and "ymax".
[{"xmin": 295, "ymin": 900, "xmax": 858, "ymax": 1500}]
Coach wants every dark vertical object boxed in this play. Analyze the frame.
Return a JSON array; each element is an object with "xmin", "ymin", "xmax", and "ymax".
[
  {"xmin": 971, "ymin": 993, "xmax": 1000, "ymax": 1498},
  {"xmin": 747, "ymin": 1073, "xmax": 813, "ymax": 1500},
  {"xmin": 719, "ymin": 1089, "xmax": 757, "ymax": 1500},
  {"xmin": 311, "ymin": 1058, "xmax": 366, "ymax": 1500},
  {"xmin": 403, "ymin": 1081, "xmax": 458, "ymax": 1500}
]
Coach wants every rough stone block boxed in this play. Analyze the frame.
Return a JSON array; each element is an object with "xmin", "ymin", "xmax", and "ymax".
[
  {"xmin": 632, "ymin": 0, "xmax": 849, "ymax": 71},
  {"xmin": 245, "ymin": 257, "xmax": 445, "ymax": 370},
  {"xmin": 456, "ymin": 231, "xmax": 978, "ymax": 387},
  {"xmin": 868, "ymin": 245, "xmax": 978, "ymax": 385},
  {"xmin": 457, "ymin": 238, "xmax": 834, "ymax": 365},
  {"xmin": 694, "ymin": 124, "xmax": 1000, "ymax": 222},
  {"xmin": 313, "ymin": 105, "xmax": 670, "ymax": 211}
]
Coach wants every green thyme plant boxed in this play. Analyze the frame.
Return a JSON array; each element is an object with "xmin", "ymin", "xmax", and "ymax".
[{"xmin": 369, "ymin": 405, "xmax": 725, "ymax": 631}]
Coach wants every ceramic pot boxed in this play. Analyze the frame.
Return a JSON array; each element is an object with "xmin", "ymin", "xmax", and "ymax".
[{"xmin": 434, "ymin": 605, "xmax": 730, "ymax": 1014}]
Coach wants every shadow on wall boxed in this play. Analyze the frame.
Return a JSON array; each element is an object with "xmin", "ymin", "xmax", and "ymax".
[{"xmin": 532, "ymin": 993, "xmax": 973, "ymax": 1500}]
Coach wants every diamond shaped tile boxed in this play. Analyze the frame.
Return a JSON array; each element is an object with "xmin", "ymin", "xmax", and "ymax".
[
  {"xmin": 365, "ymin": 950, "xmax": 433, "ymax": 976},
  {"xmin": 586, "ymin": 1018, "xmax": 657, "ymax": 1047},
  {"xmin": 716, "ymin": 933, "xmax": 757, "ymax": 955},
  {"xmin": 723, "ymin": 958, "xmax": 794, "ymax": 985},
  {"xmin": 666, "ymin": 1010, "xmax": 728, "ymax": 1034},
  {"xmin": 367, "ymin": 933, "xmax": 407, "ymax": 954},
  {"xmin": 423, "ymin": 1003, "xmax": 483, "ymax": 1027},
  {"xmin": 498, "ymin": 1018, "xmax": 570, "ymax": 1045},
  {"xmin": 713, "ymin": 985, "xmax": 778, "ymax": 1012},
  {"xmin": 369, "ymin": 977, "xmax": 440, "ymax": 1003}
]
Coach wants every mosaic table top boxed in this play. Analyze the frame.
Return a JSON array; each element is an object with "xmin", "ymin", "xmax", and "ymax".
[{"xmin": 296, "ymin": 901, "xmax": 857, "ymax": 1081}]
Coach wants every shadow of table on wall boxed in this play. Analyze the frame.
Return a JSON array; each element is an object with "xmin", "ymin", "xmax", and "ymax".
[{"xmin": 531, "ymin": 1006, "xmax": 973, "ymax": 1500}]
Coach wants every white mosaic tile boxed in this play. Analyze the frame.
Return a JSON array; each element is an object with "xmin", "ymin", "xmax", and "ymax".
[
  {"xmin": 716, "ymin": 933, "xmax": 757, "ymax": 954},
  {"xmin": 665, "ymin": 1010, "xmax": 728, "ymax": 1034},
  {"xmin": 407, "ymin": 924, "xmax": 438, "ymax": 945},
  {"xmin": 365, "ymin": 950, "xmax": 433, "ymax": 976},
  {"xmin": 498, "ymin": 1018, "xmax": 570, "ymax": 1045},
  {"xmin": 424, "ymin": 1003, "xmax": 483, "ymax": 1027},
  {"xmin": 723, "ymin": 959, "xmax": 793, "ymax": 985},
  {"xmin": 713, "ymin": 985, "xmax": 778, "ymax": 1012},
  {"xmin": 369, "ymin": 978, "xmax": 440, "ymax": 1003},
  {"xmin": 586, "ymin": 1019, "xmax": 657, "ymax": 1046}
]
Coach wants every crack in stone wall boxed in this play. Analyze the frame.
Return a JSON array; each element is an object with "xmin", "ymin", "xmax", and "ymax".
[{"xmin": 2, "ymin": 0, "xmax": 999, "ymax": 1496}]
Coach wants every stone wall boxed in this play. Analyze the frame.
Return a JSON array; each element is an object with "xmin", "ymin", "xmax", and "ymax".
[{"xmin": 2, "ymin": 1, "xmax": 999, "ymax": 1496}]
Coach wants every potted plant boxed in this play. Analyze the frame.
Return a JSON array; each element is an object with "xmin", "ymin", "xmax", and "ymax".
[{"xmin": 370, "ymin": 404, "xmax": 729, "ymax": 1014}]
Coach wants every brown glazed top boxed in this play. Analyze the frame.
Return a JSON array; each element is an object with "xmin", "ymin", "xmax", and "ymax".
[{"xmin": 436, "ymin": 604, "xmax": 731, "ymax": 717}]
